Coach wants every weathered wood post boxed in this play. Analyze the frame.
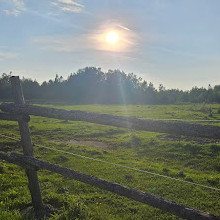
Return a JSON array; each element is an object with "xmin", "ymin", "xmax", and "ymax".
[{"xmin": 10, "ymin": 76, "xmax": 45, "ymax": 216}]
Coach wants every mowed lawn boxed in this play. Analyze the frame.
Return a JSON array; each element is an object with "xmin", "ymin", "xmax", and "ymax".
[{"xmin": 0, "ymin": 103, "xmax": 220, "ymax": 219}]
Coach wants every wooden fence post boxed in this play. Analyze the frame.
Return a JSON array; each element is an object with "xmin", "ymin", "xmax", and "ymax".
[{"xmin": 10, "ymin": 76, "xmax": 45, "ymax": 215}]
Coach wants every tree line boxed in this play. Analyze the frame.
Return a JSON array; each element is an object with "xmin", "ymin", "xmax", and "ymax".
[{"xmin": 0, "ymin": 67, "xmax": 219, "ymax": 104}]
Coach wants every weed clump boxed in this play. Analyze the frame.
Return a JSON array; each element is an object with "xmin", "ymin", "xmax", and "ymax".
[
  {"xmin": 207, "ymin": 177, "xmax": 219, "ymax": 185},
  {"xmin": 57, "ymin": 187, "xmax": 69, "ymax": 194},
  {"xmin": 54, "ymin": 199, "xmax": 91, "ymax": 220},
  {"xmin": 210, "ymin": 145, "xmax": 220, "ymax": 154},
  {"xmin": 53, "ymin": 155, "xmax": 69, "ymax": 163},
  {"xmin": 130, "ymin": 135, "xmax": 142, "ymax": 148},
  {"xmin": 60, "ymin": 120, "xmax": 69, "ymax": 123},
  {"xmin": 177, "ymin": 171, "xmax": 186, "ymax": 178},
  {"xmin": 162, "ymin": 168, "xmax": 169, "ymax": 173},
  {"xmin": 0, "ymin": 165, "xmax": 4, "ymax": 174},
  {"xmin": 125, "ymin": 175, "xmax": 133, "ymax": 181},
  {"xmin": 183, "ymin": 143, "xmax": 201, "ymax": 156},
  {"xmin": 185, "ymin": 177, "xmax": 193, "ymax": 182}
]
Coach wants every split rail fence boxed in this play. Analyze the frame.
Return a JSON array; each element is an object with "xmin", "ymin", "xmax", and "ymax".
[{"xmin": 0, "ymin": 76, "xmax": 220, "ymax": 219}]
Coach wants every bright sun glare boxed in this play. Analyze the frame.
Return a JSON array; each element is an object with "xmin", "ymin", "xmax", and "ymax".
[{"xmin": 105, "ymin": 31, "xmax": 119, "ymax": 44}]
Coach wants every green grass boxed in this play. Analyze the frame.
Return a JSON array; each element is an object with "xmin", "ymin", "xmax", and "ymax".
[
  {"xmin": 40, "ymin": 102, "xmax": 220, "ymax": 119},
  {"xmin": 0, "ymin": 103, "xmax": 220, "ymax": 219}
]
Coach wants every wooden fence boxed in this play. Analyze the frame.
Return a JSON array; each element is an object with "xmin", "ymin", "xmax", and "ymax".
[{"xmin": 0, "ymin": 76, "xmax": 219, "ymax": 219}]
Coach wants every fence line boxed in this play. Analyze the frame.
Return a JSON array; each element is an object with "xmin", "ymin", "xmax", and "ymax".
[
  {"xmin": 1, "ymin": 102, "xmax": 220, "ymax": 139},
  {"xmin": 1, "ymin": 133, "xmax": 220, "ymax": 192},
  {"xmin": 0, "ymin": 76, "xmax": 220, "ymax": 219},
  {"xmin": 136, "ymin": 118, "xmax": 220, "ymax": 122},
  {"xmin": 0, "ymin": 151, "xmax": 219, "ymax": 220}
]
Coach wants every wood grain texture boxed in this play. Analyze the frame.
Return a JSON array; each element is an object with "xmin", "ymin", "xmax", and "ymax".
[
  {"xmin": 10, "ymin": 76, "xmax": 45, "ymax": 213},
  {"xmin": 0, "ymin": 112, "xmax": 30, "ymax": 122}
]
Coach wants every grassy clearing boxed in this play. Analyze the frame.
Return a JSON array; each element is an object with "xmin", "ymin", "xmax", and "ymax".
[
  {"xmin": 0, "ymin": 103, "xmax": 220, "ymax": 219},
  {"xmin": 40, "ymin": 103, "xmax": 220, "ymax": 119}
]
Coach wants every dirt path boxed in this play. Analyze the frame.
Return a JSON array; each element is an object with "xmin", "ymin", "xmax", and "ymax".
[
  {"xmin": 51, "ymin": 139, "xmax": 111, "ymax": 149},
  {"xmin": 157, "ymin": 134, "xmax": 220, "ymax": 144}
]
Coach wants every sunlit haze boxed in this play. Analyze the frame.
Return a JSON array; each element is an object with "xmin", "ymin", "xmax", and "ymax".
[
  {"xmin": 1, "ymin": 0, "xmax": 220, "ymax": 90},
  {"xmin": 105, "ymin": 31, "xmax": 119, "ymax": 44}
]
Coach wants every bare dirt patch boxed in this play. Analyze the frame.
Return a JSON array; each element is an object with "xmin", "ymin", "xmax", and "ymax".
[
  {"xmin": 51, "ymin": 139, "xmax": 111, "ymax": 149},
  {"xmin": 157, "ymin": 134, "xmax": 220, "ymax": 144}
]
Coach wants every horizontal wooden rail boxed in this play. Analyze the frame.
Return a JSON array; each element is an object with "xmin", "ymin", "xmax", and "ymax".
[
  {"xmin": 1, "ymin": 103, "xmax": 220, "ymax": 139},
  {"xmin": 0, "ymin": 151, "xmax": 219, "ymax": 220},
  {"xmin": 0, "ymin": 112, "xmax": 30, "ymax": 122}
]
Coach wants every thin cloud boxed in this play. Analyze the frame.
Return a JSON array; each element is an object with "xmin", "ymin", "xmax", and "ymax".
[
  {"xmin": 31, "ymin": 34, "xmax": 94, "ymax": 52},
  {"xmin": 13, "ymin": 0, "xmax": 25, "ymax": 9},
  {"xmin": 148, "ymin": 45, "xmax": 198, "ymax": 58},
  {"xmin": 3, "ymin": 9, "xmax": 20, "ymax": 16},
  {"xmin": 31, "ymin": 30, "xmax": 137, "ymax": 54},
  {"xmin": 0, "ymin": 51, "xmax": 18, "ymax": 61},
  {"xmin": 59, "ymin": 6, "xmax": 82, "ymax": 13},
  {"xmin": 31, "ymin": 19, "xmax": 139, "ymax": 54},
  {"xmin": 56, "ymin": 0, "xmax": 84, "ymax": 8},
  {"xmin": 3, "ymin": 0, "xmax": 26, "ymax": 16},
  {"xmin": 51, "ymin": 0, "xmax": 84, "ymax": 13},
  {"xmin": 117, "ymin": 24, "xmax": 131, "ymax": 31}
]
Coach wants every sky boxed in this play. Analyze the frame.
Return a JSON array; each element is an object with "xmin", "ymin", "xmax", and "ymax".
[{"xmin": 0, "ymin": 0, "xmax": 220, "ymax": 90}]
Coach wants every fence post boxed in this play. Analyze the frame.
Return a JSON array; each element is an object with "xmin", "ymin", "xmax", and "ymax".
[{"xmin": 10, "ymin": 76, "xmax": 45, "ymax": 215}]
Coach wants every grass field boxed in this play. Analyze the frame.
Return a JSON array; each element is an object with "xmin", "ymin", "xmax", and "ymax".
[{"xmin": 0, "ymin": 103, "xmax": 220, "ymax": 219}]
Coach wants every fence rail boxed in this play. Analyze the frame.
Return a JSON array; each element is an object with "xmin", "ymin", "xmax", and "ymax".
[
  {"xmin": 1, "ymin": 102, "xmax": 220, "ymax": 139},
  {"xmin": 0, "ymin": 112, "xmax": 30, "ymax": 122},
  {"xmin": 0, "ymin": 151, "xmax": 219, "ymax": 220}
]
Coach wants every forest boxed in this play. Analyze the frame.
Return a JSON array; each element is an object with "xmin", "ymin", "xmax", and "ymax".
[{"xmin": 0, "ymin": 67, "xmax": 219, "ymax": 104}]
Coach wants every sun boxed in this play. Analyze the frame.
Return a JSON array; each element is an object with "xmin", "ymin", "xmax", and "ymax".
[{"xmin": 105, "ymin": 31, "xmax": 119, "ymax": 44}]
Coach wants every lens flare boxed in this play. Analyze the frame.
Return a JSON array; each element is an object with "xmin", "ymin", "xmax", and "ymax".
[{"xmin": 105, "ymin": 31, "xmax": 119, "ymax": 44}]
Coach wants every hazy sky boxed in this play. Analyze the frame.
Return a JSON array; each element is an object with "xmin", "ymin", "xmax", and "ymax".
[{"xmin": 0, "ymin": 0, "xmax": 220, "ymax": 90}]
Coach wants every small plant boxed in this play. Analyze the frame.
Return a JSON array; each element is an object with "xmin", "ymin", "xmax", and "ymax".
[
  {"xmin": 210, "ymin": 145, "xmax": 220, "ymax": 154},
  {"xmin": 162, "ymin": 168, "xmax": 169, "ymax": 173},
  {"xmin": 177, "ymin": 171, "xmax": 186, "ymax": 178},
  {"xmin": 185, "ymin": 177, "xmax": 193, "ymax": 182},
  {"xmin": 207, "ymin": 177, "xmax": 219, "ymax": 185},
  {"xmin": 54, "ymin": 199, "xmax": 91, "ymax": 220},
  {"xmin": 125, "ymin": 175, "xmax": 133, "ymax": 181},
  {"xmin": 52, "ymin": 155, "xmax": 69, "ymax": 163}
]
